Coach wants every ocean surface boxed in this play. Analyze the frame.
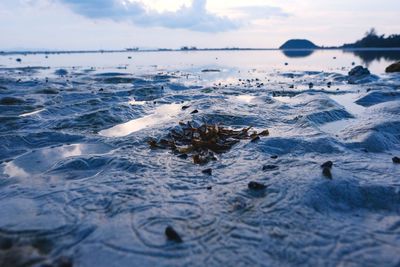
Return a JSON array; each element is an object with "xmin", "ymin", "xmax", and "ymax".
[{"xmin": 1, "ymin": 49, "xmax": 400, "ymax": 266}]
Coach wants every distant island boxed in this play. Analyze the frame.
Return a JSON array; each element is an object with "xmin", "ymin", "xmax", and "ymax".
[
  {"xmin": 342, "ymin": 28, "xmax": 400, "ymax": 48},
  {"xmin": 279, "ymin": 29, "xmax": 400, "ymax": 50},
  {"xmin": 279, "ymin": 39, "xmax": 319, "ymax": 49}
]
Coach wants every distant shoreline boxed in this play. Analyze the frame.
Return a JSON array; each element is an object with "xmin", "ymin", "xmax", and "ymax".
[{"xmin": 1, "ymin": 47, "xmax": 400, "ymax": 56}]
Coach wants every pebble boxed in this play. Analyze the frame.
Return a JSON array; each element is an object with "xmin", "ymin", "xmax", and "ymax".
[
  {"xmin": 165, "ymin": 226, "xmax": 182, "ymax": 243},
  {"xmin": 248, "ymin": 181, "xmax": 267, "ymax": 190}
]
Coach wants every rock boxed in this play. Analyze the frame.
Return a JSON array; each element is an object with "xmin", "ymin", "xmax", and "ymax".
[
  {"xmin": 16, "ymin": 58, "xmax": 22, "ymax": 63},
  {"xmin": 393, "ymin": 157, "xmax": 400, "ymax": 164},
  {"xmin": 54, "ymin": 69, "xmax": 68, "ymax": 76},
  {"xmin": 190, "ymin": 109, "xmax": 199, "ymax": 114},
  {"xmin": 165, "ymin": 226, "xmax": 182, "ymax": 243},
  {"xmin": 206, "ymin": 186, "xmax": 212, "ymax": 190},
  {"xmin": 348, "ymin": 66, "xmax": 372, "ymax": 84},
  {"xmin": 262, "ymin": 165, "xmax": 279, "ymax": 171},
  {"xmin": 321, "ymin": 161, "xmax": 333, "ymax": 169},
  {"xmin": 181, "ymin": 105, "xmax": 190, "ymax": 110},
  {"xmin": 349, "ymin": 66, "xmax": 370, "ymax": 77},
  {"xmin": 270, "ymin": 155, "xmax": 278, "ymax": 159},
  {"xmin": 385, "ymin": 61, "xmax": 400, "ymax": 73},
  {"xmin": 248, "ymin": 181, "xmax": 267, "ymax": 190},
  {"xmin": 322, "ymin": 167, "xmax": 332, "ymax": 179},
  {"xmin": 321, "ymin": 161, "xmax": 333, "ymax": 179},
  {"xmin": 202, "ymin": 168, "xmax": 212, "ymax": 175},
  {"xmin": 308, "ymin": 82, "xmax": 314, "ymax": 89}
]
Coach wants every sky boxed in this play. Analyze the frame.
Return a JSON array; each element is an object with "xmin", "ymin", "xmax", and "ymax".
[{"xmin": 0, "ymin": 0, "xmax": 399, "ymax": 50}]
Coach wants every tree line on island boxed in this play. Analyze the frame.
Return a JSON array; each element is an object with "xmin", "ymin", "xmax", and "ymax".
[{"xmin": 280, "ymin": 28, "xmax": 400, "ymax": 49}]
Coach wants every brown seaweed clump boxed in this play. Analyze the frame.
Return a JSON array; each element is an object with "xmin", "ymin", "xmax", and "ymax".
[{"xmin": 148, "ymin": 121, "xmax": 269, "ymax": 164}]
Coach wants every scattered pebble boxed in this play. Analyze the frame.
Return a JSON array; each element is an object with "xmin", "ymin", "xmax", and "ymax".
[
  {"xmin": 248, "ymin": 181, "xmax": 267, "ymax": 190},
  {"xmin": 321, "ymin": 161, "xmax": 333, "ymax": 179},
  {"xmin": 262, "ymin": 165, "xmax": 279, "ymax": 171},
  {"xmin": 190, "ymin": 109, "xmax": 199, "ymax": 114},
  {"xmin": 165, "ymin": 226, "xmax": 182, "ymax": 243},
  {"xmin": 202, "ymin": 168, "xmax": 212, "ymax": 175},
  {"xmin": 393, "ymin": 157, "xmax": 400, "ymax": 164},
  {"xmin": 321, "ymin": 161, "xmax": 333, "ymax": 169}
]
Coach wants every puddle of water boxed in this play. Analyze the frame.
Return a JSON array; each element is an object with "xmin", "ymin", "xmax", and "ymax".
[
  {"xmin": 329, "ymin": 94, "xmax": 365, "ymax": 116},
  {"xmin": 3, "ymin": 143, "xmax": 111, "ymax": 178},
  {"xmin": 320, "ymin": 94, "xmax": 366, "ymax": 135},
  {"xmin": 229, "ymin": 95, "xmax": 256, "ymax": 104},
  {"xmin": 128, "ymin": 98, "xmax": 146, "ymax": 106},
  {"xmin": 273, "ymin": 96, "xmax": 295, "ymax": 104},
  {"xmin": 319, "ymin": 118, "xmax": 357, "ymax": 135},
  {"xmin": 99, "ymin": 103, "xmax": 182, "ymax": 137}
]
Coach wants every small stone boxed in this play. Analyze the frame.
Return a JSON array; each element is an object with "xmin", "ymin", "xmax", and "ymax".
[
  {"xmin": 308, "ymin": 82, "xmax": 314, "ymax": 89},
  {"xmin": 202, "ymin": 168, "xmax": 212, "ymax": 175},
  {"xmin": 284, "ymin": 62, "xmax": 288, "ymax": 66},
  {"xmin": 393, "ymin": 157, "xmax": 400, "ymax": 164},
  {"xmin": 206, "ymin": 186, "xmax": 212, "ymax": 190},
  {"xmin": 262, "ymin": 165, "xmax": 279, "ymax": 171},
  {"xmin": 178, "ymin": 154, "xmax": 188, "ymax": 159},
  {"xmin": 322, "ymin": 167, "xmax": 332, "ymax": 179},
  {"xmin": 270, "ymin": 155, "xmax": 278, "ymax": 159},
  {"xmin": 248, "ymin": 181, "xmax": 267, "ymax": 190},
  {"xmin": 190, "ymin": 109, "xmax": 199, "ymax": 114},
  {"xmin": 181, "ymin": 105, "xmax": 190, "ymax": 110},
  {"xmin": 165, "ymin": 226, "xmax": 182, "ymax": 243},
  {"xmin": 321, "ymin": 161, "xmax": 333, "ymax": 169}
]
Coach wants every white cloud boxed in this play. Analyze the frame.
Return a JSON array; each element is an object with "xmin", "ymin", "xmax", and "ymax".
[{"xmin": 59, "ymin": 0, "xmax": 239, "ymax": 32}]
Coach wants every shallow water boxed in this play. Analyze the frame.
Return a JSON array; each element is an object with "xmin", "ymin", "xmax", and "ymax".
[{"xmin": 1, "ymin": 50, "xmax": 400, "ymax": 266}]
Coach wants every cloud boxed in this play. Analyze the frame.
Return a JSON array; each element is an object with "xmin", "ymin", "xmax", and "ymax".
[
  {"xmin": 233, "ymin": 5, "xmax": 290, "ymax": 20},
  {"xmin": 59, "ymin": 0, "xmax": 239, "ymax": 32}
]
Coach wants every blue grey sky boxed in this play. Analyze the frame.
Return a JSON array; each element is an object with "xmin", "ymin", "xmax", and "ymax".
[{"xmin": 1, "ymin": 0, "xmax": 399, "ymax": 50}]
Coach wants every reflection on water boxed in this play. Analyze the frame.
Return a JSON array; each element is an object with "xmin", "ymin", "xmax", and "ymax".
[
  {"xmin": 281, "ymin": 49, "xmax": 315, "ymax": 58},
  {"xmin": 344, "ymin": 49, "xmax": 400, "ymax": 66},
  {"xmin": 3, "ymin": 143, "xmax": 111, "ymax": 178},
  {"xmin": 99, "ymin": 103, "xmax": 182, "ymax": 137}
]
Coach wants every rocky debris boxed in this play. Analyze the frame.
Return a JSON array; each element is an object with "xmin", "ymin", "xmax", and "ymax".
[
  {"xmin": 148, "ymin": 121, "xmax": 269, "ymax": 164},
  {"xmin": 393, "ymin": 157, "xmax": 400, "ymax": 164},
  {"xmin": 165, "ymin": 226, "xmax": 182, "ymax": 243},
  {"xmin": 262, "ymin": 165, "xmax": 279, "ymax": 171},
  {"xmin": 385, "ymin": 61, "xmax": 400, "ymax": 73},
  {"xmin": 349, "ymin": 66, "xmax": 370, "ymax": 76},
  {"xmin": 202, "ymin": 168, "xmax": 212, "ymax": 175},
  {"xmin": 54, "ymin": 69, "xmax": 68, "ymax": 76},
  {"xmin": 348, "ymin": 66, "xmax": 372, "ymax": 84},
  {"xmin": 190, "ymin": 109, "xmax": 199, "ymax": 114},
  {"xmin": 321, "ymin": 161, "xmax": 333, "ymax": 169},
  {"xmin": 248, "ymin": 181, "xmax": 267, "ymax": 190},
  {"xmin": 321, "ymin": 161, "xmax": 333, "ymax": 179},
  {"xmin": 181, "ymin": 105, "xmax": 190, "ymax": 110}
]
